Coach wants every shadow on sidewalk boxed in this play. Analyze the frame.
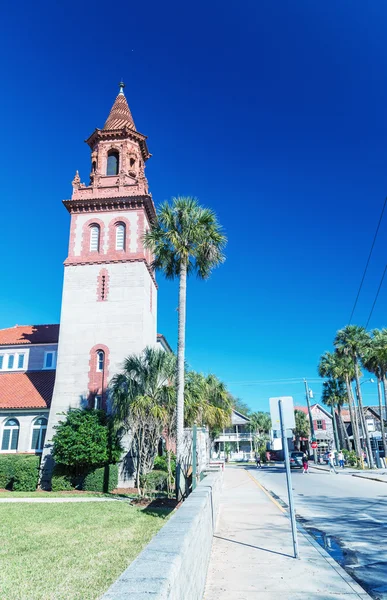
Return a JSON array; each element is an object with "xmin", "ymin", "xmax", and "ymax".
[{"xmin": 214, "ymin": 535, "xmax": 293, "ymax": 558}]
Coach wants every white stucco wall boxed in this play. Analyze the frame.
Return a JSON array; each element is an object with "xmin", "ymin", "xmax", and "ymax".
[{"xmin": 43, "ymin": 259, "xmax": 157, "ymax": 484}]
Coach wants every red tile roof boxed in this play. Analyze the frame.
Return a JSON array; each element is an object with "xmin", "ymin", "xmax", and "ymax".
[
  {"xmin": 0, "ymin": 371, "xmax": 55, "ymax": 409},
  {"xmin": 294, "ymin": 405, "xmax": 309, "ymax": 414},
  {"xmin": 0, "ymin": 324, "xmax": 59, "ymax": 346},
  {"xmin": 104, "ymin": 92, "xmax": 136, "ymax": 131}
]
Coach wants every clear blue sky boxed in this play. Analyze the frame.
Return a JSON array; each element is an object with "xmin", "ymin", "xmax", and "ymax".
[{"xmin": 1, "ymin": 1, "xmax": 386, "ymax": 410}]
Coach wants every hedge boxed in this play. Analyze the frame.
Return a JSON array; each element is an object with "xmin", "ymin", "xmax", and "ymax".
[
  {"xmin": 0, "ymin": 455, "xmax": 40, "ymax": 491},
  {"xmin": 141, "ymin": 470, "xmax": 168, "ymax": 495},
  {"xmin": 82, "ymin": 464, "xmax": 118, "ymax": 493},
  {"xmin": 51, "ymin": 465, "xmax": 73, "ymax": 491}
]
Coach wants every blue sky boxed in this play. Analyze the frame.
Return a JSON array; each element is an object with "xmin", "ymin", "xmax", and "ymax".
[{"xmin": 1, "ymin": 1, "xmax": 386, "ymax": 410}]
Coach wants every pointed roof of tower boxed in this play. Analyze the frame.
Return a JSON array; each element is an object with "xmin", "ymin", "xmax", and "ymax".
[{"xmin": 103, "ymin": 81, "xmax": 136, "ymax": 131}]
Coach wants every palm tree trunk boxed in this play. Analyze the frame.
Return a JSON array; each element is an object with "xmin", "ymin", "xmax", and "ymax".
[
  {"xmin": 381, "ymin": 376, "xmax": 387, "ymax": 461},
  {"xmin": 354, "ymin": 359, "xmax": 375, "ymax": 468},
  {"xmin": 338, "ymin": 404, "xmax": 350, "ymax": 450},
  {"xmin": 176, "ymin": 259, "xmax": 187, "ymax": 500},
  {"xmin": 345, "ymin": 375, "xmax": 361, "ymax": 458},
  {"xmin": 331, "ymin": 404, "xmax": 340, "ymax": 450}
]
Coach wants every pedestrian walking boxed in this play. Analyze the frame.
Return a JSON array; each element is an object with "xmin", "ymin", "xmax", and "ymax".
[
  {"xmin": 255, "ymin": 452, "xmax": 261, "ymax": 468},
  {"xmin": 302, "ymin": 453, "xmax": 309, "ymax": 474},
  {"xmin": 338, "ymin": 451, "xmax": 345, "ymax": 469},
  {"xmin": 328, "ymin": 450, "xmax": 338, "ymax": 474}
]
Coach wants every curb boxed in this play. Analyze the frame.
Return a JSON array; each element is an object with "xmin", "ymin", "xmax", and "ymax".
[
  {"xmin": 352, "ymin": 473, "xmax": 387, "ymax": 484},
  {"xmin": 253, "ymin": 475, "xmax": 373, "ymax": 599}
]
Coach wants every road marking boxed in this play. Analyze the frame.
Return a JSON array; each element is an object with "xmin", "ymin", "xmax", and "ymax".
[{"xmin": 245, "ymin": 469, "xmax": 286, "ymax": 513}]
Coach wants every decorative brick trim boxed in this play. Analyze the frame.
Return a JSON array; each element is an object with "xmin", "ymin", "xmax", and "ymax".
[
  {"xmin": 88, "ymin": 344, "xmax": 110, "ymax": 410},
  {"xmin": 97, "ymin": 268, "xmax": 109, "ymax": 302},
  {"xmin": 107, "ymin": 216, "xmax": 132, "ymax": 259},
  {"xmin": 80, "ymin": 217, "xmax": 106, "ymax": 260},
  {"xmin": 67, "ymin": 214, "xmax": 78, "ymax": 258},
  {"xmin": 63, "ymin": 257, "xmax": 158, "ymax": 288}
]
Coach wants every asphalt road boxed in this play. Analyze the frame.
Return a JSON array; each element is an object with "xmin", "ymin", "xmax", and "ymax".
[{"xmin": 248, "ymin": 464, "xmax": 387, "ymax": 600}]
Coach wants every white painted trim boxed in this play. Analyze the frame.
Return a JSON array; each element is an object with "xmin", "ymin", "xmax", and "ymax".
[
  {"xmin": 43, "ymin": 351, "xmax": 57, "ymax": 370},
  {"xmin": 0, "ymin": 349, "xmax": 30, "ymax": 372}
]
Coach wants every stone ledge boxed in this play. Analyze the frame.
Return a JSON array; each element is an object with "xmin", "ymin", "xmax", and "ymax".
[{"xmin": 100, "ymin": 470, "xmax": 223, "ymax": 600}]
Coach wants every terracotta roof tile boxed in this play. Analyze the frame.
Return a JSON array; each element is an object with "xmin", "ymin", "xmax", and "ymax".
[
  {"xmin": 0, "ymin": 371, "xmax": 55, "ymax": 409},
  {"xmin": 0, "ymin": 324, "xmax": 59, "ymax": 346},
  {"xmin": 104, "ymin": 93, "xmax": 136, "ymax": 131}
]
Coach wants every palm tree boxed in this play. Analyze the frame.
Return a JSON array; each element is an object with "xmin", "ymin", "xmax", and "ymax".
[
  {"xmin": 294, "ymin": 410, "xmax": 310, "ymax": 450},
  {"xmin": 318, "ymin": 351, "xmax": 359, "ymax": 456},
  {"xmin": 334, "ymin": 325, "xmax": 375, "ymax": 468},
  {"xmin": 184, "ymin": 372, "xmax": 232, "ymax": 429},
  {"xmin": 110, "ymin": 347, "xmax": 176, "ymax": 491},
  {"xmin": 362, "ymin": 330, "xmax": 387, "ymax": 459},
  {"xmin": 321, "ymin": 379, "xmax": 345, "ymax": 451},
  {"xmin": 144, "ymin": 197, "xmax": 227, "ymax": 498},
  {"xmin": 249, "ymin": 412, "xmax": 271, "ymax": 455}
]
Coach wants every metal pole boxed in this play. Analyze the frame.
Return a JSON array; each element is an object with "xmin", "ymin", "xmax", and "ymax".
[
  {"xmin": 279, "ymin": 399, "xmax": 299, "ymax": 559},
  {"xmin": 304, "ymin": 379, "xmax": 317, "ymax": 464},
  {"xmin": 192, "ymin": 423, "xmax": 197, "ymax": 490}
]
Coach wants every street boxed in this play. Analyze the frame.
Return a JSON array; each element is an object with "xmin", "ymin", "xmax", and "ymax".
[{"xmin": 249, "ymin": 465, "xmax": 387, "ymax": 600}]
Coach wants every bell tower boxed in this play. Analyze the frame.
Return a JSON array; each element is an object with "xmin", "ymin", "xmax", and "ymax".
[{"xmin": 42, "ymin": 84, "xmax": 157, "ymax": 484}]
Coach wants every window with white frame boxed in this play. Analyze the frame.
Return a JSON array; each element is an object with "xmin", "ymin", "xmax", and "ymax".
[
  {"xmin": 43, "ymin": 351, "xmax": 56, "ymax": 369},
  {"xmin": 97, "ymin": 351, "xmax": 104, "ymax": 372},
  {"xmin": 1, "ymin": 418, "xmax": 20, "ymax": 451},
  {"xmin": 31, "ymin": 417, "xmax": 47, "ymax": 452},
  {"xmin": 0, "ymin": 351, "xmax": 29, "ymax": 371},
  {"xmin": 90, "ymin": 224, "xmax": 100, "ymax": 252},
  {"xmin": 115, "ymin": 223, "xmax": 125, "ymax": 250}
]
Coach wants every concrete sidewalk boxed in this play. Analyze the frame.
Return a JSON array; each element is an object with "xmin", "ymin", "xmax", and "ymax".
[{"xmin": 203, "ymin": 467, "xmax": 371, "ymax": 599}]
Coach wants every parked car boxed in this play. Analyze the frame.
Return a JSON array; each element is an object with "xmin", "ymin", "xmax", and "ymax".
[{"xmin": 289, "ymin": 451, "xmax": 304, "ymax": 468}]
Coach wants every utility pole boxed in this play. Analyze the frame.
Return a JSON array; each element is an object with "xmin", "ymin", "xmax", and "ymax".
[{"xmin": 304, "ymin": 379, "xmax": 317, "ymax": 464}]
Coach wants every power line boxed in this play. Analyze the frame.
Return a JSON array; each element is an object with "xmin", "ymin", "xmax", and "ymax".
[
  {"xmin": 348, "ymin": 197, "xmax": 387, "ymax": 324},
  {"xmin": 365, "ymin": 263, "xmax": 387, "ymax": 328}
]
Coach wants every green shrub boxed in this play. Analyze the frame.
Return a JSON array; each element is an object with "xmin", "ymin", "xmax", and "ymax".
[
  {"xmin": 52, "ymin": 409, "xmax": 121, "ymax": 474},
  {"xmin": 153, "ymin": 452, "xmax": 176, "ymax": 473},
  {"xmin": 51, "ymin": 466, "xmax": 73, "ymax": 492},
  {"xmin": 82, "ymin": 464, "xmax": 118, "ymax": 493},
  {"xmin": 0, "ymin": 455, "xmax": 40, "ymax": 491},
  {"xmin": 141, "ymin": 470, "xmax": 168, "ymax": 495},
  {"xmin": 342, "ymin": 449, "xmax": 357, "ymax": 466}
]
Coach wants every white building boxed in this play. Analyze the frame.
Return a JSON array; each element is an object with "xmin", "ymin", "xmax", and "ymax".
[{"xmin": 212, "ymin": 410, "xmax": 254, "ymax": 461}]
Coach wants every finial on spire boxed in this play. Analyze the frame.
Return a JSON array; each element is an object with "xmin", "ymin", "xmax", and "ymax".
[{"xmin": 119, "ymin": 80, "xmax": 125, "ymax": 95}]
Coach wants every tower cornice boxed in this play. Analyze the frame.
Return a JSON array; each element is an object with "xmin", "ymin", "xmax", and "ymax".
[{"xmin": 63, "ymin": 194, "xmax": 157, "ymax": 224}]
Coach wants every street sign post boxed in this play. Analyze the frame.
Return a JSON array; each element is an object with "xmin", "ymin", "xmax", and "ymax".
[{"xmin": 270, "ymin": 396, "xmax": 299, "ymax": 559}]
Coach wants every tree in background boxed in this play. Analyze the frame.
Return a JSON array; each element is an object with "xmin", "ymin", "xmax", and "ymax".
[
  {"xmin": 318, "ymin": 350, "xmax": 361, "ymax": 458},
  {"xmin": 249, "ymin": 411, "xmax": 271, "ymax": 459},
  {"xmin": 144, "ymin": 196, "xmax": 227, "ymax": 499},
  {"xmin": 293, "ymin": 410, "xmax": 310, "ymax": 450},
  {"xmin": 334, "ymin": 325, "xmax": 374, "ymax": 468},
  {"xmin": 231, "ymin": 397, "xmax": 252, "ymax": 417},
  {"xmin": 321, "ymin": 379, "xmax": 347, "ymax": 450},
  {"xmin": 362, "ymin": 329, "xmax": 387, "ymax": 460},
  {"xmin": 185, "ymin": 372, "xmax": 232, "ymax": 430}
]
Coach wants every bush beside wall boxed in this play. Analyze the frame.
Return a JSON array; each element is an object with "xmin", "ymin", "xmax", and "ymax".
[
  {"xmin": 82, "ymin": 464, "xmax": 118, "ymax": 493},
  {"xmin": 0, "ymin": 455, "xmax": 40, "ymax": 491}
]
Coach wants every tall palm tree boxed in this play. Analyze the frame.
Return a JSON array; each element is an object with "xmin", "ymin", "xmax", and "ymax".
[
  {"xmin": 144, "ymin": 197, "xmax": 227, "ymax": 498},
  {"xmin": 110, "ymin": 347, "xmax": 176, "ymax": 491},
  {"xmin": 362, "ymin": 330, "xmax": 387, "ymax": 459},
  {"xmin": 184, "ymin": 372, "xmax": 232, "ymax": 429},
  {"xmin": 248, "ymin": 412, "xmax": 271, "ymax": 453},
  {"xmin": 318, "ymin": 351, "xmax": 360, "ymax": 456},
  {"xmin": 334, "ymin": 325, "xmax": 374, "ymax": 468},
  {"xmin": 321, "ymin": 379, "xmax": 345, "ymax": 450}
]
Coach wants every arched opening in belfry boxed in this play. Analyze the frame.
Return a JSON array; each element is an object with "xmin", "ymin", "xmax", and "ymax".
[{"xmin": 107, "ymin": 150, "xmax": 119, "ymax": 176}]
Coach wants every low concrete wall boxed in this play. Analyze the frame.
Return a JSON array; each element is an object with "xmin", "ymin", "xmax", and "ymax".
[{"xmin": 101, "ymin": 469, "xmax": 223, "ymax": 600}]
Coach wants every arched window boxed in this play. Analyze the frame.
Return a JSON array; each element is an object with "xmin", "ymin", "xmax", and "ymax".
[
  {"xmin": 1, "ymin": 418, "xmax": 19, "ymax": 451},
  {"xmin": 90, "ymin": 225, "xmax": 100, "ymax": 252},
  {"xmin": 97, "ymin": 351, "xmax": 104, "ymax": 372},
  {"xmin": 107, "ymin": 151, "xmax": 119, "ymax": 176},
  {"xmin": 115, "ymin": 223, "xmax": 125, "ymax": 250},
  {"xmin": 31, "ymin": 417, "xmax": 47, "ymax": 452}
]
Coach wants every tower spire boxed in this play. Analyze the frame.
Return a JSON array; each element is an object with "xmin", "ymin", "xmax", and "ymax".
[{"xmin": 103, "ymin": 82, "xmax": 135, "ymax": 131}]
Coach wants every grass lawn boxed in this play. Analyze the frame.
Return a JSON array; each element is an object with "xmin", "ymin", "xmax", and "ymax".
[
  {"xmin": 0, "ymin": 490, "xmax": 103, "ymax": 498},
  {"xmin": 0, "ymin": 502, "xmax": 171, "ymax": 600}
]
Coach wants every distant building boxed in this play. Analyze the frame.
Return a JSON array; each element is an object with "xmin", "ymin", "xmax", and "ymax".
[
  {"xmin": 212, "ymin": 410, "xmax": 254, "ymax": 461},
  {"xmin": 294, "ymin": 403, "xmax": 336, "ymax": 451}
]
